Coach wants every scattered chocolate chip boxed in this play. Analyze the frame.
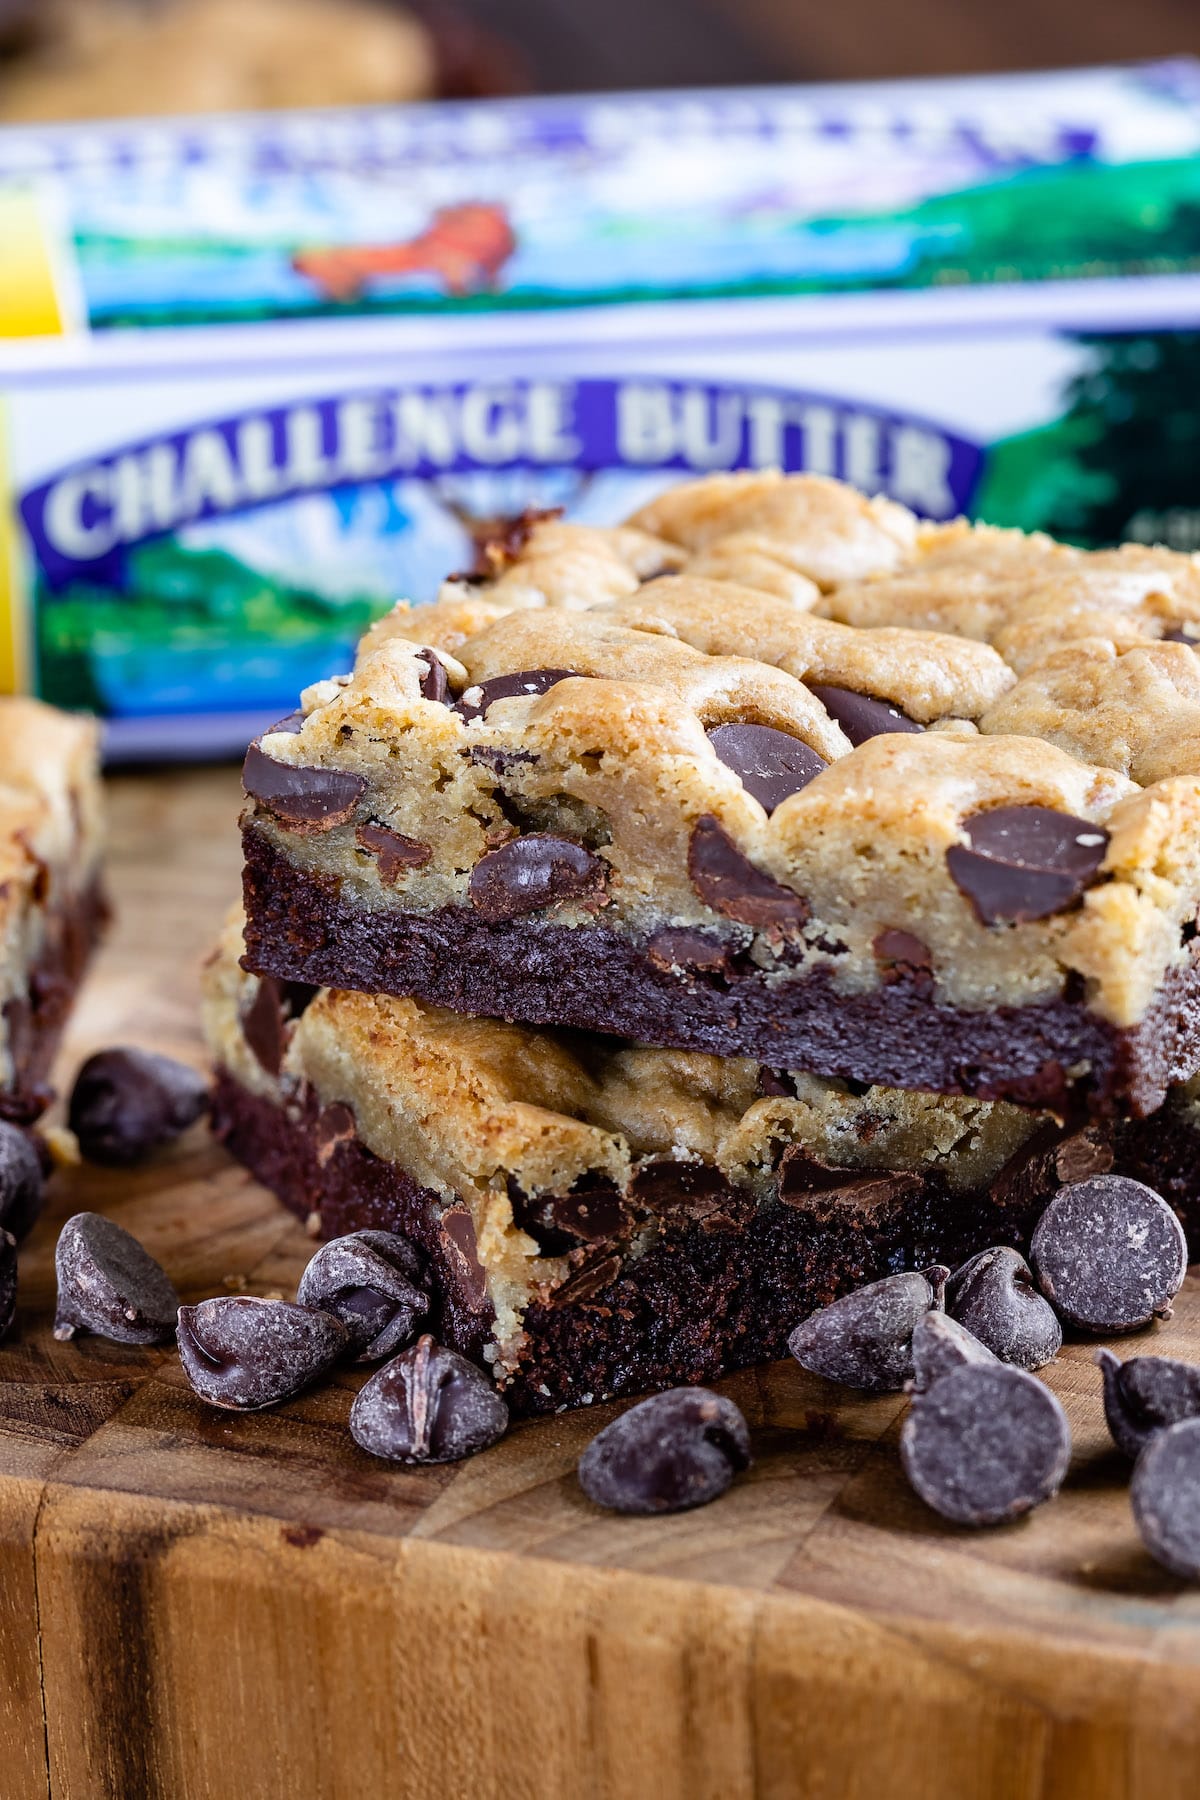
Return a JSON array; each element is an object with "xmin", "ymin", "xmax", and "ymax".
[
  {"xmin": 706, "ymin": 722, "xmax": 826, "ymax": 813},
  {"xmin": 416, "ymin": 648, "xmax": 450, "ymax": 703},
  {"xmin": 1030, "ymin": 1175, "xmax": 1186, "ymax": 1332},
  {"xmin": 578, "ymin": 1387, "xmax": 751, "ymax": 1514},
  {"xmin": 946, "ymin": 1247, "xmax": 1062, "ymax": 1371},
  {"xmin": 1131, "ymin": 1416, "xmax": 1200, "ymax": 1577},
  {"xmin": 787, "ymin": 1266, "xmax": 948, "ymax": 1391},
  {"xmin": 177, "ymin": 1296, "xmax": 348, "ymax": 1410},
  {"xmin": 53, "ymin": 1212, "xmax": 180, "ymax": 1345},
  {"xmin": 688, "ymin": 815, "xmax": 808, "ymax": 932},
  {"xmin": 242, "ymin": 743, "xmax": 366, "ymax": 832},
  {"xmin": 240, "ymin": 976, "xmax": 316, "ymax": 1078},
  {"xmin": 356, "ymin": 821, "xmax": 433, "ymax": 881},
  {"xmin": 469, "ymin": 833, "xmax": 606, "ymax": 922},
  {"xmin": 297, "ymin": 1231, "xmax": 428, "ymax": 1363},
  {"xmin": 1095, "ymin": 1348, "xmax": 1200, "ymax": 1460},
  {"xmin": 453, "ymin": 667, "xmax": 578, "ymax": 723},
  {"xmin": 68, "ymin": 1048, "xmax": 209, "ymax": 1166},
  {"xmin": 0, "ymin": 1119, "xmax": 44, "ymax": 1241},
  {"xmin": 901, "ymin": 1362, "xmax": 1071, "ymax": 1526},
  {"xmin": 907, "ymin": 1311, "xmax": 999, "ymax": 1394},
  {"xmin": 807, "ymin": 685, "xmax": 923, "ymax": 745},
  {"xmin": 946, "ymin": 805, "xmax": 1109, "ymax": 926},
  {"xmin": 645, "ymin": 926, "xmax": 732, "ymax": 976},
  {"xmin": 349, "ymin": 1334, "xmax": 508, "ymax": 1464},
  {"xmin": 0, "ymin": 1229, "xmax": 16, "ymax": 1341},
  {"xmin": 872, "ymin": 928, "xmax": 933, "ymax": 993}
]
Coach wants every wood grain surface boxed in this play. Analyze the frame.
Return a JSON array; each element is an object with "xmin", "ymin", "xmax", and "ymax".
[{"xmin": 5, "ymin": 765, "xmax": 1200, "ymax": 1800}]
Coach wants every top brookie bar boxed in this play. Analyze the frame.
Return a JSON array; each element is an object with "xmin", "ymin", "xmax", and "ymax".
[
  {"xmin": 0, "ymin": 697, "xmax": 105, "ymax": 1120},
  {"xmin": 240, "ymin": 473, "xmax": 1200, "ymax": 1117}
]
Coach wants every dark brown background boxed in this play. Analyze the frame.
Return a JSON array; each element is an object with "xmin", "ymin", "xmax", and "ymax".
[{"xmin": 446, "ymin": 0, "xmax": 1200, "ymax": 90}]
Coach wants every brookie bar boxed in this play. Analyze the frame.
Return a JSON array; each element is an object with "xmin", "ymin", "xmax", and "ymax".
[
  {"xmin": 205, "ymin": 912, "xmax": 1200, "ymax": 1416},
  {"xmin": 241, "ymin": 474, "xmax": 1200, "ymax": 1115},
  {"xmin": 0, "ymin": 698, "xmax": 105, "ymax": 1121}
]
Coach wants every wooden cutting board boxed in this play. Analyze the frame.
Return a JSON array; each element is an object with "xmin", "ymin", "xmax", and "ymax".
[{"xmin": 4, "ymin": 766, "xmax": 1200, "ymax": 1800}]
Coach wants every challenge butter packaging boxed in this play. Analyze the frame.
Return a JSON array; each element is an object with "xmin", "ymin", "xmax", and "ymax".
[{"xmin": 5, "ymin": 61, "xmax": 1200, "ymax": 754}]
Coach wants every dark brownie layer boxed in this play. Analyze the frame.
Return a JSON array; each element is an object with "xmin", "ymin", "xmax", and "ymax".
[
  {"xmin": 242, "ymin": 829, "xmax": 1200, "ymax": 1117},
  {"xmin": 0, "ymin": 877, "xmax": 108, "ymax": 1123},
  {"xmin": 211, "ymin": 1067, "xmax": 1200, "ymax": 1418}
]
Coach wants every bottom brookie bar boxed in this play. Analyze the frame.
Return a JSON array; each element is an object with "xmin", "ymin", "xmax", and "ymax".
[
  {"xmin": 203, "ymin": 911, "xmax": 1200, "ymax": 1417},
  {"xmin": 0, "ymin": 698, "xmax": 106, "ymax": 1122}
]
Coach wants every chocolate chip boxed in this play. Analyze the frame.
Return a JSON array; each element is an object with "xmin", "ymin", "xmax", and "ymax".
[
  {"xmin": 242, "ymin": 743, "xmax": 366, "ymax": 832},
  {"xmin": 453, "ymin": 667, "xmax": 578, "ymax": 723},
  {"xmin": 807, "ymin": 684, "xmax": 922, "ymax": 745},
  {"xmin": 787, "ymin": 1265, "xmax": 949, "ymax": 1391},
  {"xmin": 240, "ymin": 976, "xmax": 316, "ymax": 1078},
  {"xmin": 177, "ymin": 1296, "xmax": 348, "ymax": 1410},
  {"xmin": 0, "ymin": 1229, "xmax": 16, "ymax": 1341},
  {"xmin": 1095, "ymin": 1348, "xmax": 1200, "ymax": 1460},
  {"xmin": 628, "ymin": 1159, "xmax": 729, "ymax": 1221},
  {"xmin": 0, "ymin": 1119, "xmax": 44, "ymax": 1241},
  {"xmin": 1130, "ymin": 1416, "xmax": 1200, "ymax": 1577},
  {"xmin": 757, "ymin": 1065, "xmax": 795, "ymax": 1098},
  {"xmin": 1030, "ymin": 1175, "xmax": 1186, "ymax": 1332},
  {"xmin": 706, "ymin": 722, "xmax": 826, "ymax": 813},
  {"xmin": 53, "ymin": 1212, "xmax": 180, "ymax": 1345},
  {"xmin": 349, "ymin": 1334, "xmax": 508, "ymax": 1463},
  {"xmin": 645, "ymin": 926, "xmax": 731, "ymax": 976},
  {"xmin": 578, "ymin": 1387, "xmax": 751, "ymax": 1514},
  {"xmin": 438, "ymin": 1206, "xmax": 489, "ymax": 1311},
  {"xmin": 1162, "ymin": 627, "xmax": 1200, "ymax": 648},
  {"xmin": 416, "ymin": 648, "xmax": 450, "ymax": 703},
  {"xmin": 512, "ymin": 1176, "xmax": 628, "ymax": 1252},
  {"xmin": 469, "ymin": 833, "xmax": 606, "ymax": 922},
  {"xmin": 297, "ymin": 1230, "xmax": 428, "ymax": 1363},
  {"xmin": 900, "ymin": 1362, "xmax": 1071, "ymax": 1526},
  {"xmin": 946, "ymin": 1247, "xmax": 1062, "ymax": 1371},
  {"xmin": 946, "ymin": 805, "xmax": 1109, "ymax": 925},
  {"xmin": 688, "ymin": 815, "xmax": 808, "ymax": 932},
  {"xmin": 68, "ymin": 1048, "xmax": 209, "ymax": 1166},
  {"xmin": 551, "ymin": 1252, "xmax": 623, "ymax": 1307},
  {"xmin": 907, "ymin": 1311, "xmax": 999, "ymax": 1394},
  {"xmin": 872, "ymin": 928, "xmax": 933, "ymax": 993},
  {"xmin": 264, "ymin": 710, "xmax": 306, "ymax": 735},
  {"xmin": 356, "ymin": 822, "xmax": 433, "ymax": 880}
]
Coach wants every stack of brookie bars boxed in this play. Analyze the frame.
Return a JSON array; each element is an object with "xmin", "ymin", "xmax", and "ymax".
[
  {"xmin": 0, "ymin": 698, "xmax": 105, "ymax": 1124},
  {"xmin": 205, "ymin": 471, "xmax": 1200, "ymax": 1416}
]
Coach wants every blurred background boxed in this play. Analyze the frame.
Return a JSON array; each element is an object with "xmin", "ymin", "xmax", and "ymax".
[{"xmin": 1, "ymin": 0, "xmax": 1198, "ymax": 115}]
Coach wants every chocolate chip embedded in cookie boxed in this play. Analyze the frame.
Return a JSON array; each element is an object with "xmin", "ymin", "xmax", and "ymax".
[
  {"xmin": 807, "ymin": 684, "xmax": 922, "ymax": 746},
  {"xmin": 468, "ymin": 833, "xmax": 607, "ymax": 921},
  {"xmin": 687, "ymin": 816, "xmax": 807, "ymax": 930},
  {"xmin": 453, "ymin": 667, "xmax": 579, "ymax": 722},
  {"xmin": 707, "ymin": 722, "xmax": 827, "ymax": 813},
  {"xmin": 356, "ymin": 822, "xmax": 433, "ymax": 882},
  {"xmin": 243, "ymin": 742, "xmax": 366, "ymax": 832},
  {"xmin": 946, "ymin": 805, "xmax": 1109, "ymax": 925}
]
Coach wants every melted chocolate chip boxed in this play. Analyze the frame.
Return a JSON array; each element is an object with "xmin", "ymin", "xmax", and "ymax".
[
  {"xmin": 297, "ymin": 1230, "xmax": 429, "ymax": 1363},
  {"xmin": 69, "ymin": 1048, "xmax": 209, "ymax": 1166},
  {"xmin": 1030, "ymin": 1175, "xmax": 1186, "ymax": 1332},
  {"xmin": 907, "ymin": 1311, "xmax": 999, "ymax": 1394},
  {"xmin": 1131, "ymin": 1417, "xmax": 1200, "ymax": 1577},
  {"xmin": 264, "ymin": 711, "xmax": 306, "ymax": 735},
  {"xmin": 356, "ymin": 822, "xmax": 433, "ymax": 881},
  {"xmin": 644, "ymin": 927, "xmax": 732, "ymax": 977},
  {"xmin": 240, "ymin": 976, "xmax": 316, "ymax": 1078},
  {"xmin": 454, "ymin": 668, "xmax": 579, "ymax": 723},
  {"xmin": 53, "ymin": 1213, "xmax": 180, "ymax": 1345},
  {"xmin": 1095, "ymin": 1348, "xmax": 1200, "ymax": 1461},
  {"xmin": 0, "ymin": 1230, "xmax": 16, "ymax": 1341},
  {"xmin": 349, "ymin": 1334, "xmax": 508, "ymax": 1464},
  {"xmin": 0, "ymin": 1120, "xmax": 44, "ymax": 1241},
  {"xmin": 578, "ymin": 1387, "xmax": 751, "ymax": 1515},
  {"xmin": 243, "ymin": 743, "xmax": 366, "ymax": 832},
  {"xmin": 757, "ymin": 1066, "xmax": 795, "ymax": 1098},
  {"xmin": 177, "ymin": 1296, "xmax": 348, "ymax": 1410},
  {"xmin": 468, "ymin": 834, "xmax": 606, "ymax": 922},
  {"xmin": 416, "ymin": 648, "xmax": 450, "ymax": 704},
  {"xmin": 688, "ymin": 815, "xmax": 808, "ymax": 932},
  {"xmin": 900, "ymin": 1363, "xmax": 1071, "ymax": 1526},
  {"xmin": 946, "ymin": 805, "xmax": 1109, "ymax": 925},
  {"xmin": 628, "ymin": 1159, "xmax": 730, "ymax": 1221},
  {"xmin": 946, "ymin": 1246, "xmax": 1062, "ymax": 1371},
  {"xmin": 551, "ymin": 1253, "xmax": 623, "ymax": 1307},
  {"xmin": 511, "ymin": 1176, "xmax": 629, "ymax": 1253},
  {"xmin": 787, "ymin": 1266, "xmax": 948, "ymax": 1391},
  {"xmin": 707, "ymin": 722, "xmax": 826, "ymax": 813},
  {"xmin": 808, "ymin": 684, "xmax": 923, "ymax": 745},
  {"xmin": 873, "ymin": 928, "xmax": 933, "ymax": 993},
  {"xmin": 439, "ymin": 1207, "xmax": 489, "ymax": 1312}
]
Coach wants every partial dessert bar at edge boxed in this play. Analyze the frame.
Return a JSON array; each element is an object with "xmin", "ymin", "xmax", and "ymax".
[
  {"xmin": 0, "ymin": 697, "xmax": 105, "ymax": 1121},
  {"xmin": 239, "ymin": 473, "xmax": 1200, "ymax": 1116},
  {"xmin": 206, "ymin": 913, "xmax": 1200, "ymax": 1416}
]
